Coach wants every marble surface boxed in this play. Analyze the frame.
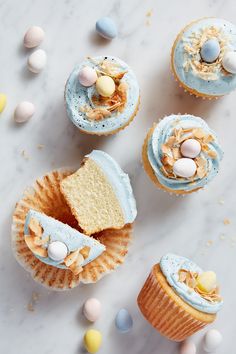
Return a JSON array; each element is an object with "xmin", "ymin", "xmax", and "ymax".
[{"xmin": 0, "ymin": 0, "xmax": 235, "ymax": 353}]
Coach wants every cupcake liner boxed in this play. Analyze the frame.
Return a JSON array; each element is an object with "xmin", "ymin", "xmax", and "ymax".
[
  {"xmin": 137, "ymin": 265, "xmax": 215, "ymax": 341},
  {"xmin": 12, "ymin": 169, "xmax": 132, "ymax": 290}
]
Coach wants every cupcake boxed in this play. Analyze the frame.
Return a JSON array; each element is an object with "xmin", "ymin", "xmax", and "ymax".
[
  {"xmin": 65, "ymin": 56, "xmax": 140, "ymax": 135},
  {"xmin": 142, "ymin": 114, "xmax": 223, "ymax": 194},
  {"xmin": 60, "ymin": 150, "xmax": 137, "ymax": 235},
  {"xmin": 12, "ymin": 169, "xmax": 133, "ymax": 290},
  {"xmin": 137, "ymin": 254, "xmax": 223, "ymax": 341},
  {"xmin": 171, "ymin": 18, "xmax": 236, "ymax": 98}
]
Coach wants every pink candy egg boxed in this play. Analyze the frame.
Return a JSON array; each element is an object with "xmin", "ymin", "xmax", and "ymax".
[
  {"xmin": 83, "ymin": 298, "xmax": 101, "ymax": 322},
  {"xmin": 78, "ymin": 66, "xmax": 97, "ymax": 87},
  {"xmin": 181, "ymin": 139, "xmax": 201, "ymax": 158},
  {"xmin": 180, "ymin": 341, "xmax": 196, "ymax": 354},
  {"xmin": 173, "ymin": 158, "xmax": 197, "ymax": 178}
]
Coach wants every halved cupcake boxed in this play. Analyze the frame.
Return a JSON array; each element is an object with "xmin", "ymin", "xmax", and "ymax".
[
  {"xmin": 60, "ymin": 150, "xmax": 137, "ymax": 235},
  {"xmin": 137, "ymin": 254, "xmax": 223, "ymax": 341}
]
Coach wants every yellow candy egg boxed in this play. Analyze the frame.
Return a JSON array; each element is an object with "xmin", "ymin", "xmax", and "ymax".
[
  {"xmin": 84, "ymin": 329, "xmax": 102, "ymax": 354},
  {"xmin": 96, "ymin": 76, "xmax": 115, "ymax": 97},
  {"xmin": 0, "ymin": 93, "xmax": 7, "ymax": 113},
  {"xmin": 197, "ymin": 271, "xmax": 217, "ymax": 293}
]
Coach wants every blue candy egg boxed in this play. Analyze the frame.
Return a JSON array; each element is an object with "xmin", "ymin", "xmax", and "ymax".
[
  {"xmin": 115, "ymin": 308, "xmax": 133, "ymax": 333},
  {"xmin": 96, "ymin": 17, "xmax": 117, "ymax": 40},
  {"xmin": 200, "ymin": 39, "xmax": 220, "ymax": 63}
]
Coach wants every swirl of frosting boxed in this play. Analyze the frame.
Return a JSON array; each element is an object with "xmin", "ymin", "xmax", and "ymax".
[
  {"xmin": 65, "ymin": 56, "xmax": 139, "ymax": 134},
  {"xmin": 160, "ymin": 254, "xmax": 223, "ymax": 314},
  {"xmin": 147, "ymin": 114, "xmax": 223, "ymax": 192}
]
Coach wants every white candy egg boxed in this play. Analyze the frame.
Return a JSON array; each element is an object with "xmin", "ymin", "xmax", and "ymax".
[
  {"xmin": 173, "ymin": 158, "xmax": 197, "ymax": 178},
  {"xmin": 28, "ymin": 49, "xmax": 47, "ymax": 73},
  {"xmin": 180, "ymin": 341, "xmax": 196, "ymax": 354},
  {"xmin": 181, "ymin": 139, "xmax": 201, "ymax": 158},
  {"xmin": 24, "ymin": 26, "xmax": 45, "ymax": 48},
  {"xmin": 48, "ymin": 241, "xmax": 68, "ymax": 262},
  {"xmin": 83, "ymin": 298, "xmax": 101, "ymax": 322},
  {"xmin": 222, "ymin": 51, "xmax": 236, "ymax": 74},
  {"xmin": 78, "ymin": 66, "xmax": 97, "ymax": 87},
  {"xmin": 203, "ymin": 329, "xmax": 223, "ymax": 352},
  {"xmin": 14, "ymin": 101, "xmax": 35, "ymax": 123}
]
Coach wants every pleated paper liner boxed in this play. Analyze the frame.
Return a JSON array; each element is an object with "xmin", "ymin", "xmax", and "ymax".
[
  {"xmin": 12, "ymin": 169, "xmax": 132, "ymax": 290},
  {"xmin": 137, "ymin": 264, "xmax": 215, "ymax": 342}
]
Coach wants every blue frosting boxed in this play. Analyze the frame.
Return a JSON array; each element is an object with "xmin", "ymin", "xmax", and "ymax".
[
  {"xmin": 24, "ymin": 210, "xmax": 105, "ymax": 269},
  {"xmin": 65, "ymin": 56, "xmax": 139, "ymax": 134},
  {"xmin": 147, "ymin": 114, "xmax": 223, "ymax": 192},
  {"xmin": 173, "ymin": 18, "xmax": 236, "ymax": 96},
  {"xmin": 87, "ymin": 150, "xmax": 137, "ymax": 224},
  {"xmin": 160, "ymin": 254, "xmax": 223, "ymax": 314}
]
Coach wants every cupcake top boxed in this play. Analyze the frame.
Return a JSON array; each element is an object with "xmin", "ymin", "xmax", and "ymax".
[
  {"xmin": 65, "ymin": 56, "xmax": 139, "ymax": 134},
  {"xmin": 160, "ymin": 254, "xmax": 223, "ymax": 314},
  {"xmin": 24, "ymin": 210, "xmax": 105, "ymax": 275},
  {"xmin": 147, "ymin": 114, "xmax": 223, "ymax": 192},
  {"xmin": 173, "ymin": 18, "xmax": 236, "ymax": 96}
]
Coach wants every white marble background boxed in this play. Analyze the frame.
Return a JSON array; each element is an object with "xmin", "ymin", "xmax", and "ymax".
[{"xmin": 0, "ymin": 0, "xmax": 235, "ymax": 353}]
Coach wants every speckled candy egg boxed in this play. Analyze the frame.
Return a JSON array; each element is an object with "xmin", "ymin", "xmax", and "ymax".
[
  {"xmin": 173, "ymin": 158, "xmax": 197, "ymax": 178},
  {"xmin": 96, "ymin": 75, "xmax": 115, "ymax": 97},
  {"xmin": 180, "ymin": 341, "xmax": 196, "ymax": 354},
  {"xmin": 23, "ymin": 26, "xmax": 45, "ymax": 48},
  {"xmin": 203, "ymin": 329, "xmax": 223, "ymax": 352},
  {"xmin": 28, "ymin": 49, "xmax": 47, "ymax": 73},
  {"xmin": 180, "ymin": 139, "xmax": 201, "ymax": 158},
  {"xmin": 83, "ymin": 298, "xmax": 101, "ymax": 322},
  {"xmin": 222, "ymin": 51, "xmax": 236, "ymax": 74},
  {"xmin": 84, "ymin": 329, "xmax": 102, "ymax": 354},
  {"xmin": 47, "ymin": 241, "xmax": 68, "ymax": 262},
  {"xmin": 200, "ymin": 39, "xmax": 220, "ymax": 63},
  {"xmin": 14, "ymin": 101, "xmax": 35, "ymax": 123},
  {"xmin": 115, "ymin": 308, "xmax": 133, "ymax": 333},
  {"xmin": 96, "ymin": 17, "xmax": 117, "ymax": 40},
  {"xmin": 78, "ymin": 66, "xmax": 97, "ymax": 87}
]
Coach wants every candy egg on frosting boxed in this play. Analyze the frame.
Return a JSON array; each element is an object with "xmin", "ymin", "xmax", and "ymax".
[
  {"xmin": 24, "ymin": 26, "xmax": 45, "ymax": 48},
  {"xmin": 47, "ymin": 241, "xmax": 68, "ymax": 262},
  {"xmin": 115, "ymin": 308, "xmax": 133, "ymax": 333},
  {"xmin": 96, "ymin": 17, "xmax": 117, "ymax": 40},
  {"xmin": 222, "ymin": 51, "xmax": 236, "ymax": 74},
  {"xmin": 14, "ymin": 101, "xmax": 35, "ymax": 123},
  {"xmin": 84, "ymin": 329, "xmax": 102, "ymax": 354},
  {"xmin": 83, "ymin": 298, "xmax": 101, "ymax": 322},
  {"xmin": 197, "ymin": 271, "xmax": 217, "ymax": 293},
  {"xmin": 96, "ymin": 75, "xmax": 115, "ymax": 97},
  {"xmin": 181, "ymin": 139, "xmax": 201, "ymax": 158},
  {"xmin": 203, "ymin": 329, "xmax": 222, "ymax": 352},
  {"xmin": 180, "ymin": 340, "xmax": 196, "ymax": 354},
  {"xmin": 78, "ymin": 66, "xmax": 97, "ymax": 87},
  {"xmin": 28, "ymin": 49, "xmax": 47, "ymax": 73},
  {"xmin": 200, "ymin": 39, "xmax": 220, "ymax": 63},
  {"xmin": 173, "ymin": 158, "xmax": 197, "ymax": 178}
]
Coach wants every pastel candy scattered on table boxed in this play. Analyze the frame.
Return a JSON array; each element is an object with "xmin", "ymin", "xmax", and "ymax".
[
  {"xmin": 28, "ymin": 49, "xmax": 47, "ymax": 73},
  {"xmin": 222, "ymin": 51, "xmax": 236, "ymax": 74},
  {"xmin": 84, "ymin": 329, "xmax": 102, "ymax": 354},
  {"xmin": 14, "ymin": 101, "xmax": 35, "ymax": 123},
  {"xmin": 78, "ymin": 66, "xmax": 98, "ymax": 87},
  {"xmin": 197, "ymin": 271, "xmax": 217, "ymax": 292},
  {"xmin": 115, "ymin": 308, "xmax": 133, "ymax": 333},
  {"xmin": 180, "ymin": 139, "xmax": 201, "ymax": 158},
  {"xmin": 96, "ymin": 75, "xmax": 115, "ymax": 97},
  {"xmin": 83, "ymin": 298, "xmax": 101, "ymax": 322},
  {"xmin": 203, "ymin": 329, "xmax": 223, "ymax": 352},
  {"xmin": 23, "ymin": 26, "xmax": 45, "ymax": 48},
  {"xmin": 180, "ymin": 340, "xmax": 196, "ymax": 354},
  {"xmin": 96, "ymin": 17, "xmax": 117, "ymax": 40},
  {"xmin": 47, "ymin": 241, "xmax": 68, "ymax": 261},
  {"xmin": 173, "ymin": 158, "xmax": 197, "ymax": 178},
  {"xmin": 0, "ymin": 93, "xmax": 7, "ymax": 113},
  {"xmin": 200, "ymin": 39, "xmax": 220, "ymax": 63}
]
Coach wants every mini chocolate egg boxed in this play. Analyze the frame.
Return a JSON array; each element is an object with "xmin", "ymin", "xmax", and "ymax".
[
  {"xmin": 115, "ymin": 308, "xmax": 133, "ymax": 333},
  {"xmin": 96, "ymin": 75, "xmax": 115, "ymax": 97},
  {"xmin": 83, "ymin": 298, "xmax": 101, "ymax": 322},
  {"xmin": 84, "ymin": 329, "xmax": 102, "ymax": 354},
  {"xmin": 28, "ymin": 49, "xmax": 47, "ymax": 73},
  {"xmin": 200, "ymin": 39, "xmax": 220, "ymax": 63},
  {"xmin": 78, "ymin": 66, "xmax": 97, "ymax": 87},
  {"xmin": 203, "ymin": 329, "xmax": 222, "ymax": 352},
  {"xmin": 0, "ymin": 93, "xmax": 7, "ymax": 113},
  {"xmin": 180, "ymin": 340, "xmax": 196, "ymax": 354},
  {"xmin": 222, "ymin": 51, "xmax": 236, "ymax": 74},
  {"xmin": 180, "ymin": 139, "xmax": 201, "ymax": 158},
  {"xmin": 173, "ymin": 158, "xmax": 197, "ymax": 178},
  {"xmin": 197, "ymin": 271, "xmax": 217, "ymax": 293},
  {"xmin": 24, "ymin": 26, "xmax": 45, "ymax": 48},
  {"xmin": 14, "ymin": 101, "xmax": 35, "ymax": 123},
  {"xmin": 96, "ymin": 17, "xmax": 117, "ymax": 40},
  {"xmin": 48, "ymin": 241, "xmax": 68, "ymax": 262}
]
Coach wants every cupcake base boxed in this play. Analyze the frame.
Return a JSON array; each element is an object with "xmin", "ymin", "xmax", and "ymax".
[{"xmin": 137, "ymin": 264, "xmax": 216, "ymax": 342}]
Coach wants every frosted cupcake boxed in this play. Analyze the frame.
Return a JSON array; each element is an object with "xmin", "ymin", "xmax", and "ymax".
[
  {"xmin": 65, "ymin": 56, "xmax": 140, "ymax": 135},
  {"xmin": 171, "ymin": 18, "xmax": 236, "ymax": 98},
  {"xmin": 142, "ymin": 114, "xmax": 223, "ymax": 194},
  {"xmin": 137, "ymin": 254, "xmax": 223, "ymax": 341}
]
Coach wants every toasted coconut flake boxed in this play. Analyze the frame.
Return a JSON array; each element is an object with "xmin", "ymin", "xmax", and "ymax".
[
  {"xmin": 28, "ymin": 218, "xmax": 43, "ymax": 237},
  {"xmin": 80, "ymin": 246, "xmax": 90, "ymax": 259},
  {"xmin": 24, "ymin": 235, "xmax": 48, "ymax": 257}
]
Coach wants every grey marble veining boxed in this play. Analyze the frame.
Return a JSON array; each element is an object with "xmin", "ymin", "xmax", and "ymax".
[{"xmin": 0, "ymin": 0, "xmax": 235, "ymax": 353}]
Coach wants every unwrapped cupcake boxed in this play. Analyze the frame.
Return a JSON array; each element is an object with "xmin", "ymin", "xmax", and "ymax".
[
  {"xmin": 137, "ymin": 254, "xmax": 223, "ymax": 341},
  {"xmin": 142, "ymin": 114, "xmax": 223, "ymax": 194}
]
